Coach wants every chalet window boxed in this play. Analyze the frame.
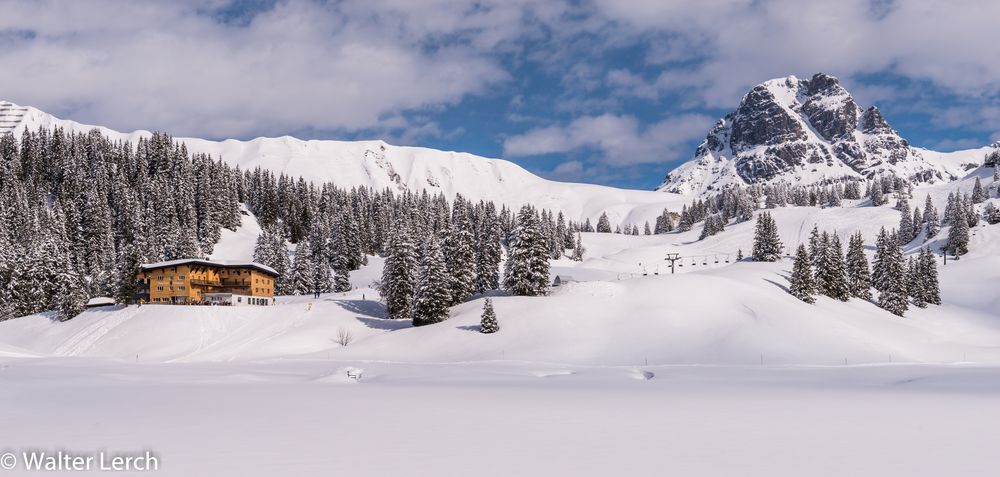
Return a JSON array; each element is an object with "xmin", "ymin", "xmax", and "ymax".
[
  {"xmin": 156, "ymin": 286, "xmax": 164, "ymax": 291},
  {"xmin": 158, "ymin": 276, "xmax": 164, "ymax": 281},
  {"xmin": 179, "ymin": 275, "xmax": 186, "ymax": 280},
  {"xmin": 179, "ymin": 286, "xmax": 186, "ymax": 290}
]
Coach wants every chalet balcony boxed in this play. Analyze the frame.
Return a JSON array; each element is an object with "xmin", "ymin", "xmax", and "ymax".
[{"xmin": 189, "ymin": 279, "xmax": 222, "ymax": 287}]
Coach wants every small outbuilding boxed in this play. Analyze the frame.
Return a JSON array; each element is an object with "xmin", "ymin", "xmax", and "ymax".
[
  {"xmin": 551, "ymin": 275, "xmax": 578, "ymax": 287},
  {"xmin": 85, "ymin": 297, "xmax": 116, "ymax": 309}
]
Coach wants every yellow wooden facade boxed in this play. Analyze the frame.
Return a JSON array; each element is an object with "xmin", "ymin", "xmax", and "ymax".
[{"xmin": 136, "ymin": 260, "xmax": 278, "ymax": 304}]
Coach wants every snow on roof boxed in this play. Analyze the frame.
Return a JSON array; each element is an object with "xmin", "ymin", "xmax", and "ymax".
[
  {"xmin": 85, "ymin": 297, "xmax": 116, "ymax": 307},
  {"xmin": 140, "ymin": 259, "xmax": 279, "ymax": 276}
]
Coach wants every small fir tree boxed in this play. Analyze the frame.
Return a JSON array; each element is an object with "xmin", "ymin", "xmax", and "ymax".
[
  {"xmin": 596, "ymin": 212, "xmax": 612, "ymax": 233},
  {"xmin": 570, "ymin": 232, "xmax": 585, "ymax": 261},
  {"xmin": 479, "ymin": 298, "xmax": 499, "ymax": 334}
]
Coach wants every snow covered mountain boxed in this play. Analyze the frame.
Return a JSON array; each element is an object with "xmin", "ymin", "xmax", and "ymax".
[
  {"xmin": 657, "ymin": 73, "xmax": 995, "ymax": 195},
  {"xmin": 0, "ymin": 100, "xmax": 683, "ymax": 224}
]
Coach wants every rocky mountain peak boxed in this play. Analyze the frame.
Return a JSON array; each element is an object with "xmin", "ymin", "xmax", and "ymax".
[
  {"xmin": 658, "ymin": 73, "xmax": 966, "ymax": 195},
  {"xmin": 860, "ymin": 106, "xmax": 892, "ymax": 134}
]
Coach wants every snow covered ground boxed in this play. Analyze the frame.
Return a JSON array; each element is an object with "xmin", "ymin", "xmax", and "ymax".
[
  {"xmin": 1, "ymin": 135, "xmax": 999, "ymax": 474},
  {"xmin": 1, "ymin": 202, "xmax": 999, "ymax": 475},
  {"xmin": 2, "ymin": 358, "xmax": 1000, "ymax": 477}
]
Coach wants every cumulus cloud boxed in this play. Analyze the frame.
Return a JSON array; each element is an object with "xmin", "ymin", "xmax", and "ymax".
[
  {"xmin": 3, "ymin": 0, "xmax": 999, "ymax": 185},
  {"xmin": 0, "ymin": 0, "xmax": 548, "ymax": 138},
  {"xmin": 595, "ymin": 0, "xmax": 1000, "ymax": 107},
  {"xmin": 503, "ymin": 113, "xmax": 713, "ymax": 165}
]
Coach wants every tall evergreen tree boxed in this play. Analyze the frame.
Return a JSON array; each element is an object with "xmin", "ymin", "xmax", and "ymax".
[
  {"xmin": 788, "ymin": 244, "xmax": 816, "ymax": 304},
  {"xmin": 923, "ymin": 195, "xmax": 940, "ymax": 239},
  {"xmin": 751, "ymin": 212, "xmax": 782, "ymax": 262},
  {"xmin": 947, "ymin": 198, "xmax": 970, "ymax": 257},
  {"xmin": 875, "ymin": 231, "xmax": 909, "ymax": 317},
  {"xmin": 503, "ymin": 205, "xmax": 551, "ymax": 296},
  {"xmin": 917, "ymin": 247, "xmax": 942, "ymax": 306},
  {"xmin": 971, "ymin": 177, "xmax": 987, "ymax": 203},
  {"xmin": 473, "ymin": 203, "xmax": 502, "ymax": 293},
  {"xmin": 380, "ymin": 225, "xmax": 416, "ymax": 320},
  {"xmin": 444, "ymin": 218, "xmax": 476, "ymax": 305},
  {"xmin": 845, "ymin": 232, "xmax": 872, "ymax": 300},
  {"xmin": 898, "ymin": 206, "xmax": 914, "ymax": 243},
  {"xmin": 412, "ymin": 237, "xmax": 451, "ymax": 326},
  {"xmin": 907, "ymin": 256, "xmax": 926, "ymax": 308},
  {"xmin": 290, "ymin": 239, "xmax": 315, "ymax": 296},
  {"xmin": 817, "ymin": 233, "xmax": 849, "ymax": 301}
]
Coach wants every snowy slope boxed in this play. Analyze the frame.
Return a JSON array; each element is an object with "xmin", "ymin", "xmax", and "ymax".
[
  {"xmin": 1, "ymin": 99, "xmax": 686, "ymax": 223},
  {"xmin": 207, "ymin": 205, "xmax": 261, "ymax": 261},
  {"xmin": 3, "ymin": 179, "xmax": 999, "ymax": 366}
]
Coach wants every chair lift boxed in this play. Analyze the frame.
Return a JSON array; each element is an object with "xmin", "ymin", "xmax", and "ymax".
[
  {"xmin": 724, "ymin": 254, "xmax": 731, "ymax": 263},
  {"xmin": 702, "ymin": 257, "xmax": 708, "ymax": 266},
  {"xmin": 691, "ymin": 257, "xmax": 697, "ymax": 266},
  {"xmin": 654, "ymin": 265, "xmax": 659, "ymax": 276},
  {"xmin": 714, "ymin": 255, "xmax": 719, "ymax": 264}
]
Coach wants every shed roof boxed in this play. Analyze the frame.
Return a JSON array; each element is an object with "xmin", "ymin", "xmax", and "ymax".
[{"xmin": 85, "ymin": 297, "xmax": 116, "ymax": 307}]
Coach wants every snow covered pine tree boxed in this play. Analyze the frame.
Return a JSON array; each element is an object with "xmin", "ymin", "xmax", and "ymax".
[
  {"xmin": 380, "ymin": 226, "xmax": 417, "ymax": 320},
  {"xmin": 789, "ymin": 245, "xmax": 816, "ymax": 304},
  {"xmin": 413, "ymin": 237, "xmax": 451, "ymax": 326},
  {"xmin": 480, "ymin": 297, "xmax": 499, "ymax": 334},
  {"xmin": 751, "ymin": 212, "xmax": 782, "ymax": 262},
  {"xmin": 504, "ymin": 205, "xmax": 551, "ymax": 296}
]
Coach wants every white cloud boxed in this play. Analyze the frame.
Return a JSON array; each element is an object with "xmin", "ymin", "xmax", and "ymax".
[
  {"xmin": 595, "ymin": 0, "xmax": 1000, "ymax": 107},
  {"xmin": 503, "ymin": 113, "xmax": 712, "ymax": 165},
  {"xmin": 0, "ymin": 0, "xmax": 549, "ymax": 138},
  {"xmin": 3, "ymin": 0, "xmax": 1000, "ymax": 163}
]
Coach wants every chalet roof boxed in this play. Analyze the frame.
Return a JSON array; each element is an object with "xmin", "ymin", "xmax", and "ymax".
[{"xmin": 140, "ymin": 259, "xmax": 279, "ymax": 276}]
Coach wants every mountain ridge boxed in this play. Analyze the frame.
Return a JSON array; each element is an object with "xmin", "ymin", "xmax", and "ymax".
[
  {"xmin": 0, "ymin": 99, "xmax": 687, "ymax": 224},
  {"xmin": 657, "ymin": 73, "xmax": 994, "ymax": 195}
]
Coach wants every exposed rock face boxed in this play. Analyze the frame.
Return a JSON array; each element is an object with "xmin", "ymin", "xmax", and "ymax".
[
  {"xmin": 730, "ymin": 85, "xmax": 807, "ymax": 150},
  {"xmin": 659, "ymin": 73, "xmax": 962, "ymax": 195}
]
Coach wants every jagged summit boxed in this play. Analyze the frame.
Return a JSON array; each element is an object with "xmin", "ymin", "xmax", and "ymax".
[{"xmin": 657, "ymin": 73, "xmax": 987, "ymax": 195}]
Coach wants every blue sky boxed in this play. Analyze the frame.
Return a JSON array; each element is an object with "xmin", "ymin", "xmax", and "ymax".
[{"xmin": 2, "ymin": 0, "xmax": 999, "ymax": 190}]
